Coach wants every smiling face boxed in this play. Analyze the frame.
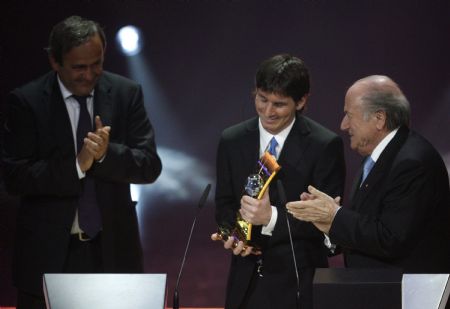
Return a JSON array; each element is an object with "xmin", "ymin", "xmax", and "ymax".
[
  {"xmin": 340, "ymin": 84, "xmax": 387, "ymax": 156},
  {"xmin": 255, "ymin": 89, "xmax": 307, "ymax": 135},
  {"xmin": 49, "ymin": 33, "xmax": 104, "ymax": 96}
]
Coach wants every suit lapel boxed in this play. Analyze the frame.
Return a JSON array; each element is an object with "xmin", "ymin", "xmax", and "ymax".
[
  {"xmin": 351, "ymin": 126, "xmax": 410, "ymax": 211},
  {"xmin": 241, "ymin": 118, "xmax": 260, "ymax": 173},
  {"xmin": 278, "ymin": 114, "xmax": 311, "ymax": 174},
  {"xmin": 93, "ymin": 75, "xmax": 113, "ymax": 127},
  {"xmin": 349, "ymin": 159, "xmax": 364, "ymax": 207},
  {"xmin": 268, "ymin": 115, "xmax": 310, "ymax": 205},
  {"xmin": 44, "ymin": 73, "xmax": 76, "ymax": 155}
]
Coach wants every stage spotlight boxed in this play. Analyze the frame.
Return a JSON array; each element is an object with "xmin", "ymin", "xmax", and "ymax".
[{"xmin": 116, "ymin": 25, "xmax": 143, "ymax": 56}]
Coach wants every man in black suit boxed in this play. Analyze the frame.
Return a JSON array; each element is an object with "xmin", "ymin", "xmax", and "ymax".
[
  {"xmin": 211, "ymin": 54, "xmax": 346, "ymax": 309},
  {"xmin": 1, "ymin": 16, "xmax": 162, "ymax": 308},
  {"xmin": 287, "ymin": 75, "xmax": 450, "ymax": 274}
]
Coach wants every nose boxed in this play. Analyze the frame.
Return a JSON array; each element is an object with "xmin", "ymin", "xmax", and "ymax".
[
  {"xmin": 264, "ymin": 103, "xmax": 276, "ymax": 117},
  {"xmin": 84, "ymin": 67, "xmax": 95, "ymax": 81},
  {"xmin": 340, "ymin": 115, "xmax": 349, "ymax": 131},
  {"xmin": 83, "ymin": 65, "xmax": 100, "ymax": 82}
]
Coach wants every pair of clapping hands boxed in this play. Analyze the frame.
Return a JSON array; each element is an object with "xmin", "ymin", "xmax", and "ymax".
[
  {"xmin": 211, "ymin": 185, "xmax": 341, "ymax": 256},
  {"xmin": 77, "ymin": 116, "xmax": 111, "ymax": 172}
]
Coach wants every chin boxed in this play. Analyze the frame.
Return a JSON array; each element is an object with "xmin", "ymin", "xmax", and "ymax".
[
  {"xmin": 76, "ymin": 88, "xmax": 94, "ymax": 96},
  {"xmin": 265, "ymin": 127, "xmax": 279, "ymax": 134}
]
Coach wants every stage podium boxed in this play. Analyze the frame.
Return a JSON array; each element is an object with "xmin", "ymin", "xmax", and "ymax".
[
  {"xmin": 43, "ymin": 273, "xmax": 167, "ymax": 309},
  {"xmin": 403, "ymin": 274, "xmax": 450, "ymax": 309},
  {"xmin": 313, "ymin": 268, "xmax": 449, "ymax": 309}
]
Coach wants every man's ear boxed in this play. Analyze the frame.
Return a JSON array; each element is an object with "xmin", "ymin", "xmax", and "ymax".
[
  {"xmin": 375, "ymin": 110, "xmax": 387, "ymax": 130},
  {"xmin": 295, "ymin": 94, "xmax": 309, "ymax": 111},
  {"xmin": 48, "ymin": 55, "xmax": 60, "ymax": 72}
]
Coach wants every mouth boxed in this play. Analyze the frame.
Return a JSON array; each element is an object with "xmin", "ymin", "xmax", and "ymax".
[
  {"xmin": 263, "ymin": 117, "xmax": 277, "ymax": 124},
  {"xmin": 76, "ymin": 80, "xmax": 97, "ymax": 90}
]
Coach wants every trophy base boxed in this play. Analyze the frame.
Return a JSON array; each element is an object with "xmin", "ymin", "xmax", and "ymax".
[{"xmin": 217, "ymin": 221, "xmax": 261, "ymax": 251}]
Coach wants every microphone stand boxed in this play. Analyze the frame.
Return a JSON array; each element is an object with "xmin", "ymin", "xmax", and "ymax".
[
  {"xmin": 173, "ymin": 184, "xmax": 211, "ymax": 309},
  {"xmin": 277, "ymin": 180, "xmax": 300, "ymax": 309}
]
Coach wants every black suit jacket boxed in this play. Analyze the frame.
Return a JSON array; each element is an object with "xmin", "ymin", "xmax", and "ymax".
[
  {"xmin": 1, "ymin": 71, "xmax": 162, "ymax": 295},
  {"xmin": 330, "ymin": 126, "xmax": 450, "ymax": 273},
  {"xmin": 215, "ymin": 114, "xmax": 345, "ymax": 309}
]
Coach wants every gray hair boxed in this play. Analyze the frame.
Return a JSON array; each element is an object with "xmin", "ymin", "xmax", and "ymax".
[
  {"xmin": 362, "ymin": 91, "xmax": 411, "ymax": 131},
  {"xmin": 358, "ymin": 76, "xmax": 411, "ymax": 130},
  {"xmin": 46, "ymin": 16, "xmax": 106, "ymax": 65}
]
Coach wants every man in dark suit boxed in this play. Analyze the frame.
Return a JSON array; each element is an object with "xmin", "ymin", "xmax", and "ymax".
[
  {"xmin": 1, "ymin": 16, "xmax": 162, "ymax": 309},
  {"xmin": 287, "ymin": 75, "xmax": 450, "ymax": 274},
  {"xmin": 211, "ymin": 54, "xmax": 346, "ymax": 309}
]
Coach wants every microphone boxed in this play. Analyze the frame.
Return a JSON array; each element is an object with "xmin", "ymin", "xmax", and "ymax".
[
  {"xmin": 173, "ymin": 183, "xmax": 211, "ymax": 309},
  {"xmin": 277, "ymin": 180, "xmax": 300, "ymax": 309}
]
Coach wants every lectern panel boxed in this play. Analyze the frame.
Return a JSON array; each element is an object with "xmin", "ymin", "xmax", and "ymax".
[
  {"xmin": 313, "ymin": 268, "xmax": 402, "ymax": 309},
  {"xmin": 43, "ymin": 273, "xmax": 167, "ymax": 309}
]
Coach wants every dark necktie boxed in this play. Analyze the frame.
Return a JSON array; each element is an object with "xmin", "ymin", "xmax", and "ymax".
[
  {"xmin": 73, "ymin": 95, "xmax": 102, "ymax": 238},
  {"xmin": 73, "ymin": 95, "xmax": 92, "ymax": 153}
]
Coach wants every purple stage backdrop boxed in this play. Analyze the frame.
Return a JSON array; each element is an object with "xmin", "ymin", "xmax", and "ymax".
[{"xmin": 1, "ymin": 0, "xmax": 449, "ymax": 307}]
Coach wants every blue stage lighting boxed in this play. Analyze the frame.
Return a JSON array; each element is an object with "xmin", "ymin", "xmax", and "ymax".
[{"xmin": 116, "ymin": 26, "xmax": 143, "ymax": 56}]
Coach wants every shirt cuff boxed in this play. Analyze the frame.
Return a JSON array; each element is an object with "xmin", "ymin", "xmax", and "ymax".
[
  {"xmin": 323, "ymin": 234, "xmax": 336, "ymax": 253},
  {"xmin": 261, "ymin": 206, "xmax": 278, "ymax": 236},
  {"xmin": 76, "ymin": 159, "xmax": 86, "ymax": 179},
  {"xmin": 323, "ymin": 205, "xmax": 342, "ymax": 253}
]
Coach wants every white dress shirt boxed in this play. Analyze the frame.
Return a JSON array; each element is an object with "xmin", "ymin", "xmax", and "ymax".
[
  {"xmin": 258, "ymin": 117, "xmax": 295, "ymax": 236},
  {"xmin": 56, "ymin": 76, "xmax": 95, "ymax": 234}
]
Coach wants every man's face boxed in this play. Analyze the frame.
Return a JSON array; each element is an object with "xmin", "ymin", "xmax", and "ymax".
[
  {"xmin": 255, "ymin": 89, "xmax": 306, "ymax": 135},
  {"xmin": 50, "ymin": 33, "xmax": 104, "ymax": 96},
  {"xmin": 340, "ymin": 86, "xmax": 382, "ymax": 156}
]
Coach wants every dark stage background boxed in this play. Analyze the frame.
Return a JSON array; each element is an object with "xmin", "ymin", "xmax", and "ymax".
[{"xmin": 1, "ymin": 0, "xmax": 449, "ymax": 307}]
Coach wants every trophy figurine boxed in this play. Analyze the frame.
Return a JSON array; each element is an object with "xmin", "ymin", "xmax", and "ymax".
[{"xmin": 217, "ymin": 151, "xmax": 281, "ymax": 250}]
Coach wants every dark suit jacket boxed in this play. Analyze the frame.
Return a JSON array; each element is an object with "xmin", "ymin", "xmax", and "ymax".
[
  {"xmin": 215, "ymin": 114, "xmax": 345, "ymax": 309},
  {"xmin": 1, "ymin": 71, "xmax": 162, "ymax": 295},
  {"xmin": 330, "ymin": 126, "xmax": 450, "ymax": 273}
]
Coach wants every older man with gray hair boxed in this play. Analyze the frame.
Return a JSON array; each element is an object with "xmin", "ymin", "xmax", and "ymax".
[{"xmin": 287, "ymin": 75, "xmax": 450, "ymax": 277}]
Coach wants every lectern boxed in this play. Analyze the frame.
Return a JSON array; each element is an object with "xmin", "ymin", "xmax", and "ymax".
[
  {"xmin": 402, "ymin": 274, "xmax": 449, "ymax": 309},
  {"xmin": 313, "ymin": 269, "xmax": 450, "ymax": 309},
  {"xmin": 43, "ymin": 273, "xmax": 167, "ymax": 309},
  {"xmin": 313, "ymin": 268, "xmax": 402, "ymax": 309}
]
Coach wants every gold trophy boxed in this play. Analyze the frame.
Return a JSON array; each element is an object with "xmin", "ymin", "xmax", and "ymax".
[{"xmin": 217, "ymin": 151, "xmax": 281, "ymax": 249}]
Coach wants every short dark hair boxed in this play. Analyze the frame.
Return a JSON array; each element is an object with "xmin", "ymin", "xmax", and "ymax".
[
  {"xmin": 47, "ymin": 16, "xmax": 106, "ymax": 65},
  {"xmin": 255, "ymin": 54, "xmax": 310, "ymax": 103}
]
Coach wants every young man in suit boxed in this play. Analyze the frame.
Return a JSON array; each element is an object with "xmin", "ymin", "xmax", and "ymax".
[
  {"xmin": 287, "ymin": 75, "xmax": 450, "ymax": 274},
  {"xmin": 1, "ymin": 16, "xmax": 162, "ymax": 308},
  {"xmin": 212, "ymin": 54, "xmax": 346, "ymax": 309}
]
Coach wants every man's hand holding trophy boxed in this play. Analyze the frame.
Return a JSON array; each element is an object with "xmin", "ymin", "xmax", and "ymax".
[{"xmin": 211, "ymin": 150, "xmax": 281, "ymax": 256}]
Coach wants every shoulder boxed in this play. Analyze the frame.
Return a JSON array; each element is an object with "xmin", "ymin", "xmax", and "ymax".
[
  {"xmin": 397, "ymin": 130, "xmax": 445, "ymax": 164},
  {"xmin": 11, "ymin": 71, "xmax": 55, "ymax": 100},
  {"xmin": 100, "ymin": 71, "xmax": 141, "ymax": 91},
  {"xmin": 221, "ymin": 117, "xmax": 258, "ymax": 141},
  {"xmin": 297, "ymin": 115, "xmax": 342, "ymax": 144},
  {"xmin": 386, "ymin": 129, "xmax": 448, "ymax": 185}
]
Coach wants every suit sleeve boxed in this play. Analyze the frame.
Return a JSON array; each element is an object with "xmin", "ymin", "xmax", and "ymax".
[
  {"xmin": 1, "ymin": 92, "xmax": 80, "ymax": 196},
  {"xmin": 89, "ymin": 85, "xmax": 162, "ymax": 184},
  {"xmin": 286, "ymin": 135, "xmax": 346, "ymax": 241},
  {"xmin": 311, "ymin": 135, "xmax": 346, "ymax": 198},
  {"xmin": 214, "ymin": 135, "xmax": 238, "ymax": 230},
  {"xmin": 330, "ymin": 159, "xmax": 433, "ymax": 258}
]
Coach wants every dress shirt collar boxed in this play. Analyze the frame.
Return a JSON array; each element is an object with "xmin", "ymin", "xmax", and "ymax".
[
  {"xmin": 258, "ymin": 117, "xmax": 295, "ymax": 158},
  {"xmin": 56, "ymin": 75, "xmax": 95, "ymax": 100},
  {"xmin": 370, "ymin": 128, "xmax": 399, "ymax": 162}
]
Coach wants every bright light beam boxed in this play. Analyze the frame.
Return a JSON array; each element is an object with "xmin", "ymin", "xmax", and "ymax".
[{"xmin": 116, "ymin": 25, "xmax": 143, "ymax": 56}]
